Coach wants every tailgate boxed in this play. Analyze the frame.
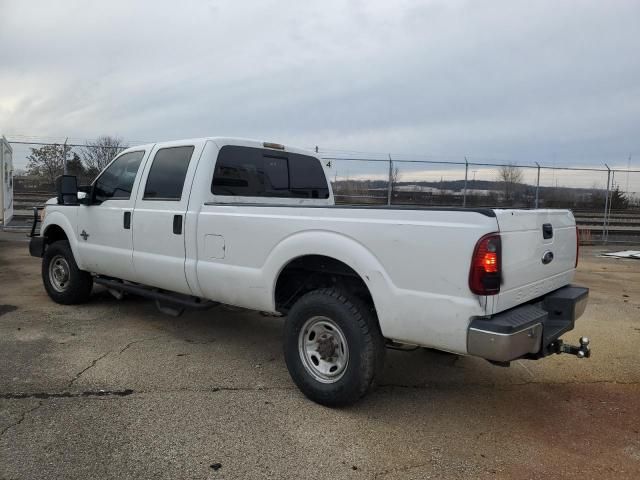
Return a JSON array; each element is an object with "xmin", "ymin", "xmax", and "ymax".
[{"xmin": 492, "ymin": 209, "xmax": 578, "ymax": 314}]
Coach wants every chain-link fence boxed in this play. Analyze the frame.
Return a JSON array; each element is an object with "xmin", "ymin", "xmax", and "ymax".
[
  {"xmin": 6, "ymin": 138, "xmax": 128, "ymax": 230},
  {"xmin": 9, "ymin": 138, "xmax": 129, "ymax": 191},
  {"xmin": 6, "ymin": 138, "xmax": 640, "ymax": 243},
  {"xmin": 323, "ymin": 154, "xmax": 640, "ymax": 244}
]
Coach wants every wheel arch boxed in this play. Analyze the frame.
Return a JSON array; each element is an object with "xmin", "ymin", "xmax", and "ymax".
[
  {"xmin": 43, "ymin": 224, "xmax": 68, "ymax": 243},
  {"xmin": 40, "ymin": 212, "xmax": 83, "ymax": 268},
  {"xmin": 265, "ymin": 231, "xmax": 394, "ymax": 332},
  {"xmin": 274, "ymin": 254, "xmax": 375, "ymax": 311}
]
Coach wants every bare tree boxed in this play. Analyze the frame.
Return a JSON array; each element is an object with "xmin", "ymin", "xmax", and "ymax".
[
  {"xmin": 26, "ymin": 144, "xmax": 67, "ymax": 187},
  {"xmin": 498, "ymin": 163, "xmax": 523, "ymax": 202},
  {"xmin": 390, "ymin": 165, "xmax": 401, "ymax": 198},
  {"xmin": 81, "ymin": 136, "xmax": 127, "ymax": 177},
  {"xmin": 391, "ymin": 165, "xmax": 401, "ymax": 186}
]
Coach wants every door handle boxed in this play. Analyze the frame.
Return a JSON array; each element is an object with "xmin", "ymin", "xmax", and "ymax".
[
  {"xmin": 173, "ymin": 215, "xmax": 183, "ymax": 235},
  {"xmin": 123, "ymin": 211, "xmax": 131, "ymax": 229}
]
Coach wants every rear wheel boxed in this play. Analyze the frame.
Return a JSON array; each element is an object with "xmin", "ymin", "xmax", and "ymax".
[
  {"xmin": 42, "ymin": 240, "xmax": 93, "ymax": 304},
  {"xmin": 283, "ymin": 288, "xmax": 385, "ymax": 406}
]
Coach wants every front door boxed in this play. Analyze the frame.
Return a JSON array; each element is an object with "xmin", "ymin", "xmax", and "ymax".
[
  {"xmin": 76, "ymin": 149, "xmax": 148, "ymax": 280},
  {"xmin": 131, "ymin": 143, "xmax": 202, "ymax": 295}
]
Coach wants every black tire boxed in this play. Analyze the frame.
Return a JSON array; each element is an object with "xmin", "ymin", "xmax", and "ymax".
[
  {"xmin": 42, "ymin": 240, "xmax": 93, "ymax": 304},
  {"xmin": 283, "ymin": 288, "xmax": 385, "ymax": 407}
]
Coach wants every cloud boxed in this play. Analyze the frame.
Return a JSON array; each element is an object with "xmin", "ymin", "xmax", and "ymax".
[{"xmin": 1, "ymin": 0, "xmax": 639, "ymax": 170}]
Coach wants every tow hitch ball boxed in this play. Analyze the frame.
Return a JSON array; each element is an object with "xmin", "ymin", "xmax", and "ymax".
[{"xmin": 551, "ymin": 337, "xmax": 591, "ymax": 358}]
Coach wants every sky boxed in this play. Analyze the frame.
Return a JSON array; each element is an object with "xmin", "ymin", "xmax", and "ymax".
[{"xmin": 1, "ymin": 0, "xmax": 639, "ymax": 179}]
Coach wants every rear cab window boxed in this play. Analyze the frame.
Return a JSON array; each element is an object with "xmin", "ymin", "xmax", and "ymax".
[{"xmin": 212, "ymin": 145, "xmax": 329, "ymax": 200}]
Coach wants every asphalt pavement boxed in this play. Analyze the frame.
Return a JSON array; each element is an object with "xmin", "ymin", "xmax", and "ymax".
[{"xmin": 1, "ymin": 231, "xmax": 639, "ymax": 479}]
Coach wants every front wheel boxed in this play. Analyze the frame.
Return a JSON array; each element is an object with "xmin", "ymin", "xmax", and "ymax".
[
  {"xmin": 42, "ymin": 240, "xmax": 93, "ymax": 304},
  {"xmin": 283, "ymin": 288, "xmax": 385, "ymax": 406}
]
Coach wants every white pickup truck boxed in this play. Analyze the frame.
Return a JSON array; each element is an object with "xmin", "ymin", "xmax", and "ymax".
[{"xmin": 29, "ymin": 137, "xmax": 590, "ymax": 405}]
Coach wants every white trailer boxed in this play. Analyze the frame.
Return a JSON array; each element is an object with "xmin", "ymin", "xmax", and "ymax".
[{"xmin": 0, "ymin": 137, "xmax": 14, "ymax": 226}]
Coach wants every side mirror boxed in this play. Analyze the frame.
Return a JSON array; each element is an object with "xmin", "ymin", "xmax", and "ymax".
[{"xmin": 55, "ymin": 175, "xmax": 79, "ymax": 205}]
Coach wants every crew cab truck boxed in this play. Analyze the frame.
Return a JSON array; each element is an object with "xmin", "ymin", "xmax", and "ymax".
[{"xmin": 29, "ymin": 137, "xmax": 590, "ymax": 406}]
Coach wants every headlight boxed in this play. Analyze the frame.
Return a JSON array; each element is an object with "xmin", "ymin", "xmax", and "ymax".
[{"xmin": 39, "ymin": 207, "xmax": 47, "ymax": 223}]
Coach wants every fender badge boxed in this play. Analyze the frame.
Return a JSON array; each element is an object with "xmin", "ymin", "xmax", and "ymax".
[
  {"xmin": 542, "ymin": 250, "xmax": 554, "ymax": 264},
  {"xmin": 80, "ymin": 230, "xmax": 89, "ymax": 241}
]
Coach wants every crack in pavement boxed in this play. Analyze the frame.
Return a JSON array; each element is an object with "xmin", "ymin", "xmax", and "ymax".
[
  {"xmin": 119, "ymin": 336, "xmax": 162, "ymax": 354},
  {"xmin": 58, "ymin": 336, "xmax": 164, "ymax": 389},
  {"xmin": 2, "ymin": 380, "xmax": 637, "ymax": 403},
  {"xmin": 1, "ymin": 389, "xmax": 134, "ymax": 400},
  {"xmin": 0, "ymin": 401, "xmax": 43, "ymax": 439},
  {"xmin": 0, "ymin": 386, "xmax": 294, "ymax": 400},
  {"xmin": 68, "ymin": 351, "xmax": 111, "ymax": 387}
]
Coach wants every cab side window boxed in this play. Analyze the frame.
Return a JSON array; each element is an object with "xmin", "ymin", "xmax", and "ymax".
[
  {"xmin": 143, "ymin": 146, "xmax": 194, "ymax": 201},
  {"xmin": 93, "ymin": 151, "xmax": 145, "ymax": 203}
]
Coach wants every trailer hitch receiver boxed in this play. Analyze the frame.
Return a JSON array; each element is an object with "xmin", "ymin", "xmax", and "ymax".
[{"xmin": 551, "ymin": 336, "xmax": 591, "ymax": 358}]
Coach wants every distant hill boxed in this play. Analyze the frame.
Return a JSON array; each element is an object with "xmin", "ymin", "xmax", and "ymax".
[{"xmin": 333, "ymin": 178, "xmax": 605, "ymax": 196}]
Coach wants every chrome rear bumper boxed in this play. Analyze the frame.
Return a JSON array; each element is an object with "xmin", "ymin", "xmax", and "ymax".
[
  {"xmin": 468, "ymin": 318, "xmax": 543, "ymax": 362},
  {"xmin": 467, "ymin": 285, "xmax": 589, "ymax": 362}
]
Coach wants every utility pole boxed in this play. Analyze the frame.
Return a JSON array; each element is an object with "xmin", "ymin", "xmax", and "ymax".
[
  {"xmin": 62, "ymin": 137, "xmax": 68, "ymax": 175},
  {"xmin": 535, "ymin": 162, "xmax": 540, "ymax": 209},
  {"xmin": 462, "ymin": 157, "xmax": 468, "ymax": 208},
  {"xmin": 626, "ymin": 154, "xmax": 632, "ymax": 193},
  {"xmin": 387, "ymin": 154, "xmax": 393, "ymax": 206},
  {"xmin": 603, "ymin": 164, "xmax": 611, "ymax": 244}
]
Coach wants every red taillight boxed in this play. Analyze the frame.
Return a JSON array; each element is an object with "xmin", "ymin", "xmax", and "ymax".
[
  {"xmin": 469, "ymin": 233, "xmax": 502, "ymax": 295},
  {"xmin": 575, "ymin": 226, "xmax": 580, "ymax": 268}
]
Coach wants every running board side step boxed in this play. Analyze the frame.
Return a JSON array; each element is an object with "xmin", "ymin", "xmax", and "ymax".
[{"xmin": 94, "ymin": 277, "xmax": 219, "ymax": 315}]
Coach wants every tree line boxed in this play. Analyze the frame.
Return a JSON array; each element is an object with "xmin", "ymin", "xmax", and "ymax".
[{"xmin": 24, "ymin": 136, "xmax": 127, "ymax": 186}]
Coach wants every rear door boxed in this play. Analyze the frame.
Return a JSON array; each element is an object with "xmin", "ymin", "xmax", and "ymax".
[
  {"xmin": 493, "ymin": 209, "xmax": 578, "ymax": 314},
  {"xmin": 131, "ymin": 143, "xmax": 203, "ymax": 295}
]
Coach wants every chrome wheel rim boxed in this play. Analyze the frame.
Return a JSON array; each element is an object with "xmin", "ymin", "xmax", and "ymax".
[
  {"xmin": 49, "ymin": 255, "xmax": 70, "ymax": 292},
  {"xmin": 298, "ymin": 316, "xmax": 349, "ymax": 383}
]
